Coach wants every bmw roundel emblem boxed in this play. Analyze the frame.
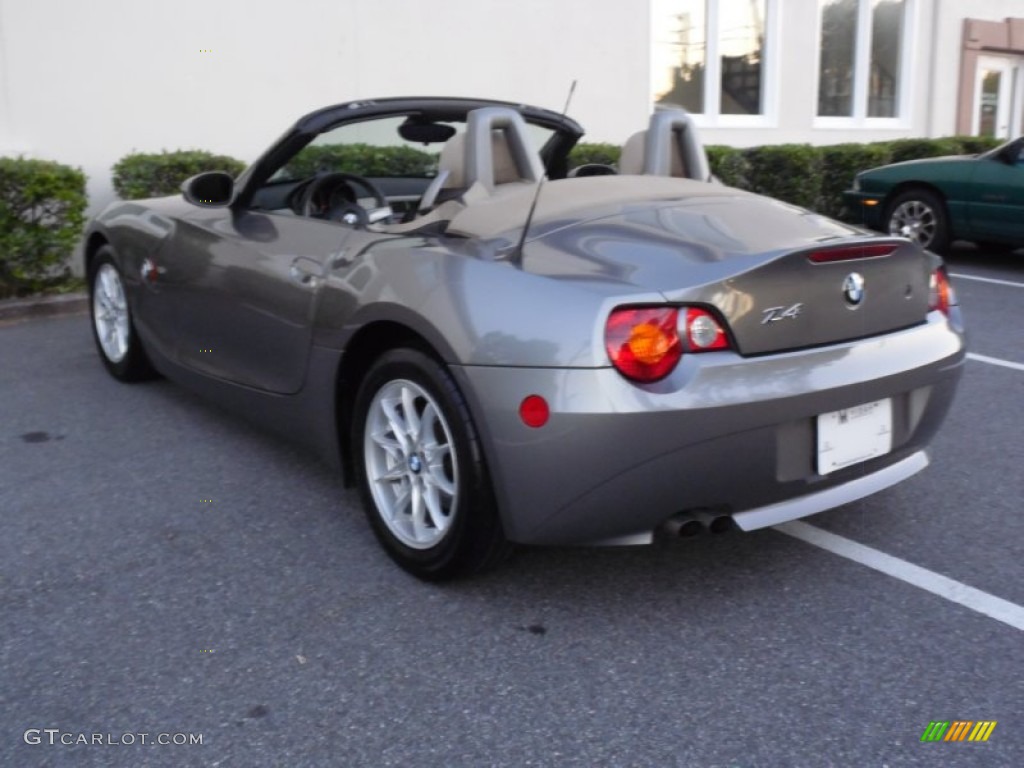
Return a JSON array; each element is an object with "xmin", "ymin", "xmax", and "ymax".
[{"xmin": 843, "ymin": 272, "xmax": 865, "ymax": 306}]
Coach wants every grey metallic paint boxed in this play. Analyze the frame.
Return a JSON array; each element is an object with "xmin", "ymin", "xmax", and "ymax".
[
  {"xmin": 453, "ymin": 314, "xmax": 961, "ymax": 544},
  {"xmin": 82, "ymin": 98, "xmax": 965, "ymax": 548}
]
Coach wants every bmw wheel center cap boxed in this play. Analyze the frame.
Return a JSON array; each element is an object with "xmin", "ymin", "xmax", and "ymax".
[{"xmin": 843, "ymin": 272, "xmax": 865, "ymax": 306}]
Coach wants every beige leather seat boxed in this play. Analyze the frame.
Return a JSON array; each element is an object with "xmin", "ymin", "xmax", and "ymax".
[
  {"xmin": 619, "ymin": 130, "xmax": 687, "ymax": 177},
  {"xmin": 618, "ymin": 109, "xmax": 711, "ymax": 181},
  {"xmin": 420, "ymin": 107, "xmax": 544, "ymax": 210},
  {"xmin": 381, "ymin": 107, "xmax": 545, "ymax": 233}
]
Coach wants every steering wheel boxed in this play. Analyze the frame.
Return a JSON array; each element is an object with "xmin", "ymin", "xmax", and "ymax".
[{"xmin": 299, "ymin": 172, "xmax": 390, "ymax": 226}]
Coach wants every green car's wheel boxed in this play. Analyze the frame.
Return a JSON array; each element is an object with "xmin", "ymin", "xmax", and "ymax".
[
  {"xmin": 976, "ymin": 241, "xmax": 1020, "ymax": 255},
  {"xmin": 885, "ymin": 189, "xmax": 950, "ymax": 253}
]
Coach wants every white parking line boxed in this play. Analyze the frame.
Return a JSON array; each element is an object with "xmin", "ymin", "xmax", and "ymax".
[
  {"xmin": 775, "ymin": 521, "xmax": 1024, "ymax": 632},
  {"xmin": 949, "ymin": 272, "xmax": 1024, "ymax": 289},
  {"xmin": 967, "ymin": 352, "xmax": 1024, "ymax": 372}
]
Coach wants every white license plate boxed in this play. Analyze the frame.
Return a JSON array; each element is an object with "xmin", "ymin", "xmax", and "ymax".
[{"xmin": 816, "ymin": 398, "xmax": 893, "ymax": 475}]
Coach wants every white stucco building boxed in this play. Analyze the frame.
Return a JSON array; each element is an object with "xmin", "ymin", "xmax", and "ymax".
[{"xmin": 1, "ymin": 0, "xmax": 1023, "ymax": 213}]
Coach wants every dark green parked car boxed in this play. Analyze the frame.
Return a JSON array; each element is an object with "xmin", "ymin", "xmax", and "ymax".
[{"xmin": 844, "ymin": 138, "xmax": 1024, "ymax": 253}]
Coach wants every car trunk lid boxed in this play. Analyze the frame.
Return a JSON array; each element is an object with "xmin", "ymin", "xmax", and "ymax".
[
  {"xmin": 666, "ymin": 240, "xmax": 931, "ymax": 355},
  {"xmin": 516, "ymin": 186, "xmax": 934, "ymax": 355}
]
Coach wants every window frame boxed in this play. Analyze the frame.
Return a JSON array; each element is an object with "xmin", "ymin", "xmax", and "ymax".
[
  {"xmin": 652, "ymin": 0, "xmax": 781, "ymax": 128},
  {"xmin": 813, "ymin": 0, "xmax": 918, "ymax": 129}
]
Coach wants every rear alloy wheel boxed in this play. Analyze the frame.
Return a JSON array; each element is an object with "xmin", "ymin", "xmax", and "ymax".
[
  {"xmin": 352, "ymin": 348, "xmax": 508, "ymax": 580},
  {"xmin": 885, "ymin": 189, "xmax": 950, "ymax": 253},
  {"xmin": 89, "ymin": 247, "xmax": 157, "ymax": 381}
]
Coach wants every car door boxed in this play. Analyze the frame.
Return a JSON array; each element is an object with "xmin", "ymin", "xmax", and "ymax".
[
  {"xmin": 965, "ymin": 139, "xmax": 1024, "ymax": 243},
  {"xmin": 165, "ymin": 206, "xmax": 352, "ymax": 394}
]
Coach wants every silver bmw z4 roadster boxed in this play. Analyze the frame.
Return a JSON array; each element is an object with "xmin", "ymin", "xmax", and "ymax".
[{"xmin": 84, "ymin": 97, "xmax": 965, "ymax": 579}]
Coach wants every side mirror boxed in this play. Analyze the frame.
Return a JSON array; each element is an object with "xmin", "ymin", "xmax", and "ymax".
[
  {"xmin": 996, "ymin": 142, "xmax": 1023, "ymax": 166},
  {"xmin": 182, "ymin": 171, "xmax": 234, "ymax": 207}
]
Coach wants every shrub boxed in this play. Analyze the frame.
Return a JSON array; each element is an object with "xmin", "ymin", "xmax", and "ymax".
[
  {"xmin": 0, "ymin": 157, "xmax": 87, "ymax": 298},
  {"xmin": 568, "ymin": 142, "xmax": 621, "ymax": 170},
  {"xmin": 112, "ymin": 149, "xmax": 247, "ymax": 200},
  {"xmin": 883, "ymin": 137, "xmax": 963, "ymax": 164},
  {"xmin": 705, "ymin": 145, "xmax": 750, "ymax": 189},
  {"xmin": 742, "ymin": 144, "xmax": 823, "ymax": 210},
  {"xmin": 282, "ymin": 144, "xmax": 437, "ymax": 178},
  {"xmin": 818, "ymin": 142, "xmax": 892, "ymax": 218},
  {"xmin": 951, "ymin": 135, "xmax": 1004, "ymax": 155}
]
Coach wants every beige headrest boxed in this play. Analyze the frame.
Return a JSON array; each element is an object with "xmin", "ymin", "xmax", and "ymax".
[
  {"xmin": 437, "ymin": 133, "xmax": 467, "ymax": 188},
  {"xmin": 490, "ymin": 132, "xmax": 522, "ymax": 185},
  {"xmin": 618, "ymin": 129, "xmax": 686, "ymax": 177},
  {"xmin": 437, "ymin": 130, "xmax": 528, "ymax": 189},
  {"xmin": 618, "ymin": 131, "xmax": 646, "ymax": 175}
]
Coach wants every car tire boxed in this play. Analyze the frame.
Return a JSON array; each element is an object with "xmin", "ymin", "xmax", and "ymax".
[
  {"xmin": 976, "ymin": 241, "xmax": 1021, "ymax": 255},
  {"xmin": 88, "ymin": 246, "xmax": 158, "ymax": 382},
  {"xmin": 352, "ymin": 347, "xmax": 510, "ymax": 580},
  {"xmin": 885, "ymin": 188, "xmax": 950, "ymax": 253}
]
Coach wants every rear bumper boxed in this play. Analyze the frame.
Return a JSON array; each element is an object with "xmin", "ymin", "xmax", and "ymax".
[
  {"xmin": 452, "ymin": 314, "xmax": 965, "ymax": 546},
  {"xmin": 731, "ymin": 450, "xmax": 928, "ymax": 531}
]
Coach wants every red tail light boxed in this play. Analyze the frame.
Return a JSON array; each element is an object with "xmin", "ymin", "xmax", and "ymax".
[
  {"xmin": 605, "ymin": 306, "xmax": 731, "ymax": 382},
  {"xmin": 682, "ymin": 307, "xmax": 729, "ymax": 351},
  {"xmin": 605, "ymin": 307, "xmax": 681, "ymax": 382},
  {"xmin": 929, "ymin": 267, "xmax": 954, "ymax": 316}
]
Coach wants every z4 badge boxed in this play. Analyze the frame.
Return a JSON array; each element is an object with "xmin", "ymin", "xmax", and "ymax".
[{"xmin": 761, "ymin": 303, "xmax": 803, "ymax": 325}]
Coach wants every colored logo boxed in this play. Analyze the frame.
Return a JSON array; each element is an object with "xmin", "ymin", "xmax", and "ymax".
[
  {"xmin": 843, "ymin": 272, "xmax": 865, "ymax": 306},
  {"xmin": 920, "ymin": 720, "xmax": 997, "ymax": 742}
]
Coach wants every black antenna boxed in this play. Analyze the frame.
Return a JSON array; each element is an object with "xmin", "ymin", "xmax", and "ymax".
[
  {"xmin": 560, "ymin": 80, "xmax": 577, "ymax": 116},
  {"xmin": 511, "ymin": 80, "xmax": 577, "ymax": 265}
]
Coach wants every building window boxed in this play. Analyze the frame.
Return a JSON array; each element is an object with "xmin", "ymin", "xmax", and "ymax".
[
  {"xmin": 817, "ymin": 0, "xmax": 911, "ymax": 122},
  {"xmin": 653, "ymin": 0, "xmax": 776, "ymax": 122}
]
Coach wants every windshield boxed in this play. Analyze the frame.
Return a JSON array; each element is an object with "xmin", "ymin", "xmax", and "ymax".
[{"xmin": 270, "ymin": 115, "xmax": 558, "ymax": 183}]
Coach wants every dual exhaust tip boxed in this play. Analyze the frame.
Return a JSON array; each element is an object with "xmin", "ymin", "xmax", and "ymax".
[{"xmin": 662, "ymin": 510, "xmax": 736, "ymax": 538}]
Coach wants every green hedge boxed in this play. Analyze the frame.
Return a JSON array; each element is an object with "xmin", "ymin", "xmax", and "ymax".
[
  {"xmin": 815, "ymin": 142, "xmax": 892, "ymax": 218},
  {"xmin": 705, "ymin": 136, "xmax": 993, "ymax": 220},
  {"xmin": 744, "ymin": 144, "xmax": 824, "ymax": 210},
  {"xmin": 105, "ymin": 135, "xmax": 1007, "ymax": 222},
  {"xmin": 884, "ymin": 137, "xmax": 963, "ymax": 164},
  {"xmin": 112, "ymin": 149, "xmax": 247, "ymax": 200},
  {"xmin": 950, "ymin": 135, "xmax": 1004, "ymax": 155},
  {"xmin": 0, "ymin": 157, "xmax": 87, "ymax": 298},
  {"xmin": 705, "ymin": 145, "xmax": 749, "ymax": 189},
  {"xmin": 568, "ymin": 142, "xmax": 621, "ymax": 169},
  {"xmin": 283, "ymin": 144, "xmax": 437, "ymax": 178}
]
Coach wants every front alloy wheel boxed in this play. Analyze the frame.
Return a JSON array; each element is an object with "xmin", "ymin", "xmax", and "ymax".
[
  {"xmin": 93, "ymin": 263, "xmax": 130, "ymax": 364},
  {"xmin": 88, "ymin": 246, "xmax": 157, "ymax": 381},
  {"xmin": 352, "ymin": 348, "xmax": 508, "ymax": 580}
]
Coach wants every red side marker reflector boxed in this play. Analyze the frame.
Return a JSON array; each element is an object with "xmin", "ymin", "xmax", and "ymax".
[
  {"xmin": 519, "ymin": 395, "xmax": 549, "ymax": 428},
  {"xmin": 807, "ymin": 243, "xmax": 899, "ymax": 263}
]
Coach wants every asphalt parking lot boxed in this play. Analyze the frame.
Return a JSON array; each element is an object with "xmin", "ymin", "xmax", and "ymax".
[{"xmin": 2, "ymin": 245, "xmax": 1022, "ymax": 768}]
